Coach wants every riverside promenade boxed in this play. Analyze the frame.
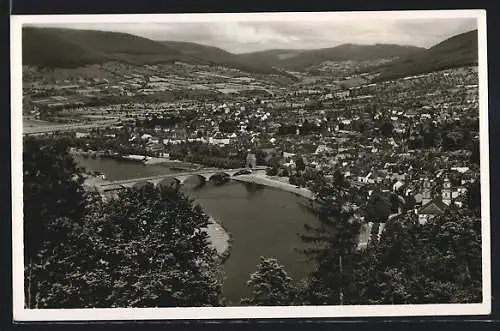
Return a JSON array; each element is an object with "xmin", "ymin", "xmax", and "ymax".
[{"xmin": 232, "ymin": 174, "xmax": 315, "ymax": 200}]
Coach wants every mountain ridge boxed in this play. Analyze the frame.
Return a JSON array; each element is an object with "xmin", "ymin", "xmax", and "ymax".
[
  {"xmin": 22, "ymin": 27, "xmax": 299, "ymax": 79},
  {"xmin": 22, "ymin": 26, "xmax": 477, "ymax": 81},
  {"xmin": 372, "ymin": 29, "xmax": 478, "ymax": 82},
  {"xmin": 158, "ymin": 40, "xmax": 291, "ymax": 77},
  {"xmin": 236, "ymin": 44, "xmax": 426, "ymax": 70}
]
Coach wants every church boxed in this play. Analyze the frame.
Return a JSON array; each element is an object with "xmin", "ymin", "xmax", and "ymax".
[{"xmin": 417, "ymin": 176, "xmax": 453, "ymax": 225}]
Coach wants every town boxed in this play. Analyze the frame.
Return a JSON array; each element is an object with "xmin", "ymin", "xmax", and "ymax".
[{"xmin": 23, "ymin": 61, "xmax": 480, "ymax": 241}]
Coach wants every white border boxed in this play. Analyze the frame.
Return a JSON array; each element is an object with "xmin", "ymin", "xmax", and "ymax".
[{"xmin": 11, "ymin": 10, "xmax": 490, "ymax": 321}]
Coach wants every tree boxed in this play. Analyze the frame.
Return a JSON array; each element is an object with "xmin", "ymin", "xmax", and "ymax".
[
  {"xmin": 442, "ymin": 131, "xmax": 464, "ymax": 151},
  {"xmin": 23, "ymin": 136, "xmax": 88, "ymax": 263},
  {"xmin": 470, "ymin": 139, "xmax": 480, "ymax": 165},
  {"xmin": 422, "ymin": 124, "xmax": 438, "ymax": 149},
  {"xmin": 299, "ymin": 174, "xmax": 363, "ymax": 305},
  {"xmin": 26, "ymin": 144, "xmax": 224, "ymax": 308},
  {"xmin": 380, "ymin": 120, "xmax": 394, "ymax": 137},
  {"xmin": 350, "ymin": 208, "xmax": 482, "ymax": 305},
  {"xmin": 365, "ymin": 191, "xmax": 392, "ymax": 222},
  {"xmin": 466, "ymin": 180, "xmax": 481, "ymax": 216},
  {"xmin": 295, "ymin": 157, "xmax": 306, "ymax": 174},
  {"xmin": 241, "ymin": 257, "xmax": 296, "ymax": 306},
  {"xmin": 79, "ymin": 185, "xmax": 224, "ymax": 308}
]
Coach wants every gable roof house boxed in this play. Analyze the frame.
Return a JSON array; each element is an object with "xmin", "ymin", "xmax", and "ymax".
[{"xmin": 417, "ymin": 199, "xmax": 448, "ymax": 225}]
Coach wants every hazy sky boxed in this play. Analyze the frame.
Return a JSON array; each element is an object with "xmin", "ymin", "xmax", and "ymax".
[{"xmin": 34, "ymin": 17, "xmax": 477, "ymax": 53}]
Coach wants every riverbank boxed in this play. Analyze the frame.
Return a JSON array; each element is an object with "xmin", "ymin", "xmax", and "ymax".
[
  {"xmin": 205, "ymin": 217, "xmax": 231, "ymax": 257},
  {"xmin": 71, "ymin": 149, "xmax": 202, "ymax": 170},
  {"xmin": 232, "ymin": 174, "xmax": 314, "ymax": 200},
  {"xmin": 144, "ymin": 156, "xmax": 171, "ymax": 165}
]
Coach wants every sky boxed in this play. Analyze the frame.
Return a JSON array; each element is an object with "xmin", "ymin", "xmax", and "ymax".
[{"xmin": 32, "ymin": 17, "xmax": 477, "ymax": 54}]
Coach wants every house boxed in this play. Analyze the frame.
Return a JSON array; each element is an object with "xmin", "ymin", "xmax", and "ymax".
[
  {"xmin": 417, "ymin": 199, "xmax": 448, "ymax": 225},
  {"xmin": 315, "ymin": 145, "xmax": 334, "ymax": 155},
  {"xmin": 209, "ymin": 137, "xmax": 230, "ymax": 146},
  {"xmin": 392, "ymin": 180, "xmax": 405, "ymax": 192},
  {"xmin": 416, "ymin": 176, "xmax": 455, "ymax": 224},
  {"xmin": 358, "ymin": 172, "xmax": 375, "ymax": 184},
  {"xmin": 148, "ymin": 137, "xmax": 160, "ymax": 145},
  {"xmin": 335, "ymin": 90, "xmax": 350, "ymax": 99},
  {"xmin": 76, "ymin": 132, "xmax": 90, "ymax": 138}
]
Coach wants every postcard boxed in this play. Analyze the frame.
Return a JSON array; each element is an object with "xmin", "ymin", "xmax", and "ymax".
[{"xmin": 11, "ymin": 9, "xmax": 490, "ymax": 321}]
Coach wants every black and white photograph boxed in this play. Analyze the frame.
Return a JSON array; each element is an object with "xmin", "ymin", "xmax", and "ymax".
[{"xmin": 11, "ymin": 10, "xmax": 490, "ymax": 320}]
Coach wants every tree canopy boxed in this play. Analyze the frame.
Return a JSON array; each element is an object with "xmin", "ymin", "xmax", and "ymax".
[
  {"xmin": 23, "ymin": 136, "xmax": 88, "ymax": 263},
  {"xmin": 350, "ymin": 208, "xmax": 481, "ymax": 304},
  {"xmin": 241, "ymin": 257, "xmax": 296, "ymax": 306},
  {"xmin": 24, "ymin": 137, "xmax": 223, "ymax": 308}
]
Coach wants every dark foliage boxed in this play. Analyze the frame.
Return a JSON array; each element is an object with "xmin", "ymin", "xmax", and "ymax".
[
  {"xmin": 241, "ymin": 257, "xmax": 296, "ymax": 306},
  {"xmin": 297, "ymin": 173, "xmax": 482, "ymax": 305},
  {"xmin": 299, "ymin": 174, "xmax": 363, "ymax": 305},
  {"xmin": 24, "ymin": 137, "xmax": 223, "ymax": 308},
  {"xmin": 23, "ymin": 136, "xmax": 88, "ymax": 262},
  {"xmin": 350, "ymin": 209, "xmax": 482, "ymax": 304}
]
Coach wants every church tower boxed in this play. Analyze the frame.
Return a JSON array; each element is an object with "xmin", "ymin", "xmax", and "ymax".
[
  {"xmin": 422, "ymin": 178, "xmax": 432, "ymax": 205},
  {"xmin": 246, "ymin": 150, "xmax": 257, "ymax": 169},
  {"xmin": 442, "ymin": 177, "xmax": 452, "ymax": 206}
]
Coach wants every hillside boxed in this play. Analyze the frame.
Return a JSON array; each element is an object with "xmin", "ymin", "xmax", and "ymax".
[
  {"xmin": 373, "ymin": 29, "xmax": 478, "ymax": 82},
  {"xmin": 236, "ymin": 49, "xmax": 305, "ymax": 67},
  {"xmin": 22, "ymin": 27, "xmax": 295, "ymax": 80},
  {"xmin": 160, "ymin": 41, "xmax": 294, "ymax": 78},
  {"xmin": 22, "ymin": 27, "xmax": 192, "ymax": 67},
  {"xmin": 236, "ymin": 44, "xmax": 425, "ymax": 70}
]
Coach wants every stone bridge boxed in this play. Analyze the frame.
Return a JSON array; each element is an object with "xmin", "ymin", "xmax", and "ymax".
[{"xmin": 92, "ymin": 166, "xmax": 268, "ymax": 193}]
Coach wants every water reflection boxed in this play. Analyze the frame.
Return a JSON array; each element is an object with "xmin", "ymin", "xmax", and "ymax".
[{"xmin": 241, "ymin": 181, "xmax": 265, "ymax": 197}]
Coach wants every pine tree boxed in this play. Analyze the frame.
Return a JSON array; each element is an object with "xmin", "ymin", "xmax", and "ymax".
[
  {"xmin": 299, "ymin": 172, "xmax": 363, "ymax": 305},
  {"xmin": 241, "ymin": 257, "xmax": 296, "ymax": 306}
]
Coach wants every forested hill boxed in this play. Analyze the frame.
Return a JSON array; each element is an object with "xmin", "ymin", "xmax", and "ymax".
[
  {"xmin": 235, "ymin": 44, "xmax": 425, "ymax": 70},
  {"xmin": 373, "ymin": 29, "xmax": 478, "ymax": 82},
  {"xmin": 23, "ymin": 26, "xmax": 478, "ymax": 81},
  {"xmin": 159, "ymin": 41, "xmax": 295, "ymax": 77},
  {"xmin": 22, "ymin": 27, "xmax": 295, "ymax": 79},
  {"xmin": 22, "ymin": 27, "xmax": 188, "ymax": 67}
]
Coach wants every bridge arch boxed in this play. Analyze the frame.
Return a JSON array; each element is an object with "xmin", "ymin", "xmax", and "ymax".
[
  {"xmin": 177, "ymin": 174, "xmax": 209, "ymax": 185},
  {"xmin": 158, "ymin": 177, "xmax": 181, "ymax": 190},
  {"xmin": 95, "ymin": 167, "xmax": 267, "ymax": 193},
  {"xmin": 132, "ymin": 181, "xmax": 155, "ymax": 191},
  {"xmin": 209, "ymin": 172, "xmax": 231, "ymax": 185}
]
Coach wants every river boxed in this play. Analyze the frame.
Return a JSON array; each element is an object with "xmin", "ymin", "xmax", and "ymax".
[{"xmin": 74, "ymin": 156, "xmax": 317, "ymax": 305}]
